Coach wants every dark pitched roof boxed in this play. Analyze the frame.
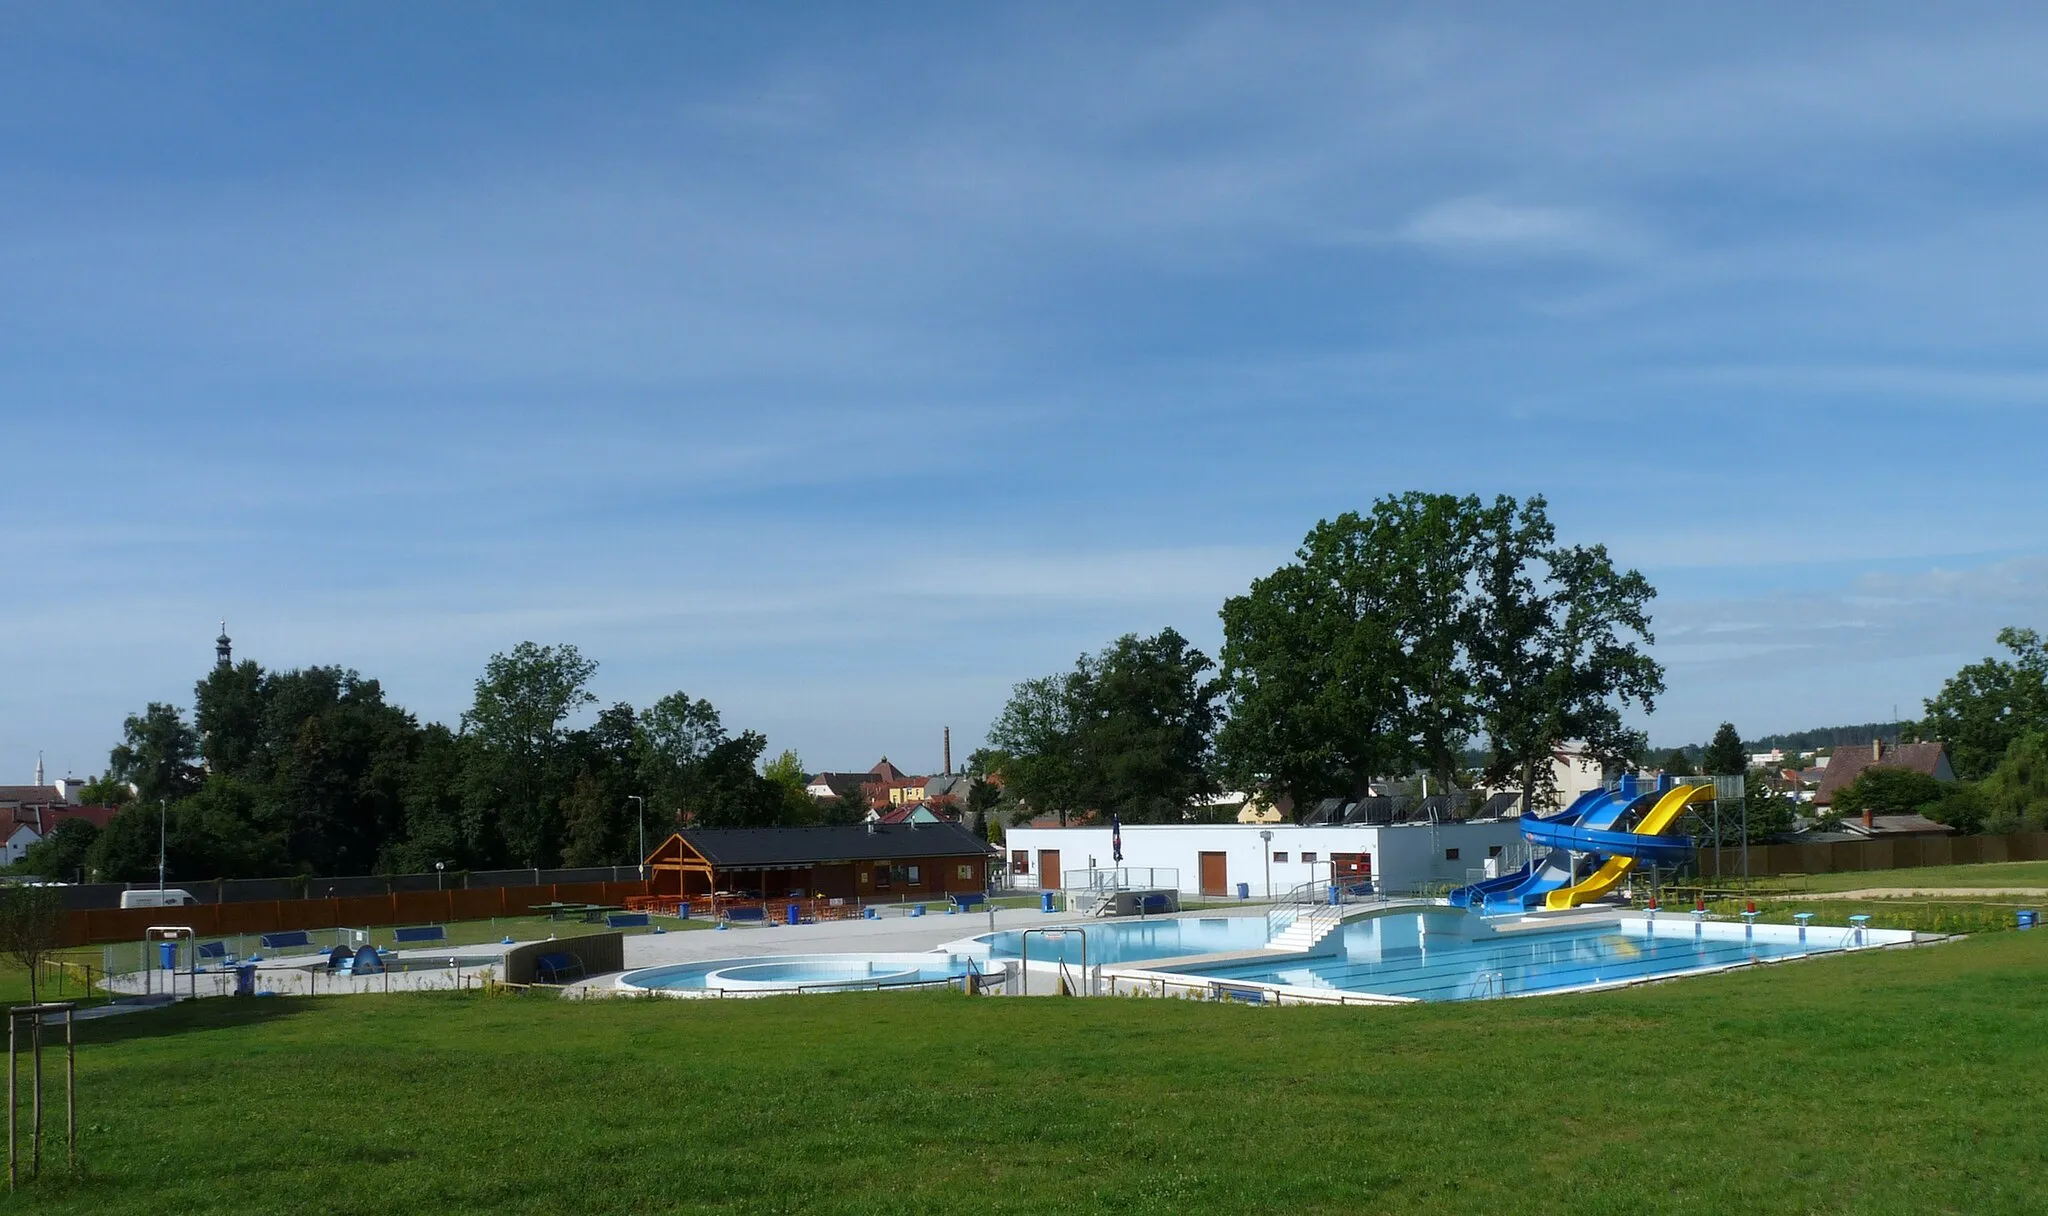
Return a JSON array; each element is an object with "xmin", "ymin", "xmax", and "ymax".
[
  {"xmin": 677, "ymin": 823, "xmax": 996, "ymax": 868},
  {"xmin": 868, "ymin": 757, "xmax": 907, "ymax": 781},
  {"xmin": 0, "ymin": 786, "xmax": 65, "ymax": 807},
  {"xmin": 1815, "ymin": 742, "xmax": 1953, "ymax": 806},
  {"xmin": 806, "ymin": 772, "xmax": 871, "ymax": 799}
]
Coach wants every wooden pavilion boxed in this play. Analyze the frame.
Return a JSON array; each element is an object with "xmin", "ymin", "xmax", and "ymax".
[{"xmin": 644, "ymin": 823, "xmax": 999, "ymax": 902}]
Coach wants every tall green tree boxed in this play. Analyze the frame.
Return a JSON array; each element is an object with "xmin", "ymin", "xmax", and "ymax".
[
  {"xmin": 1922, "ymin": 627, "xmax": 2048, "ymax": 781},
  {"xmin": 460, "ymin": 642, "xmax": 599, "ymax": 866},
  {"xmin": 991, "ymin": 628, "xmax": 1220, "ymax": 824},
  {"xmin": 636, "ymin": 691, "xmax": 726, "ymax": 826},
  {"xmin": 108, "ymin": 702, "xmax": 202, "ymax": 804},
  {"xmin": 760, "ymin": 748, "xmax": 817, "ymax": 824},
  {"xmin": 987, "ymin": 673, "xmax": 1091, "ymax": 823},
  {"xmin": 194, "ymin": 658, "xmax": 268, "ymax": 780},
  {"xmin": 266, "ymin": 669, "xmax": 416, "ymax": 875},
  {"xmin": 686, "ymin": 731, "xmax": 788, "ymax": 828},
  {"xmin": 1981, "ymin": 731, "xmax": 2048, "ymax": 832},
  {"xmin": 1376, "ymin": 493, "xmax": 1485, "ymax": 790},
  {"xmin": 1218, "ymin": 515, "xmax": 1414, "ymax": 804},
  {"xmin": 1702, "ymin": 723, "xmax": 1747, "ymax": 777},
  {"xmin": 384, "ymin": 722, "xmax": 468, "ymax": 873},
  {"xmin": 1475, "ymin": 531, "xmax": 1662, "ymax": 810}
]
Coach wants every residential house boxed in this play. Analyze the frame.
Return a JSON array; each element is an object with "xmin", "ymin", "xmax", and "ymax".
[
  {"xmin": 0, "ymin": 785, "xmax": 118, "ymax": 867},
  {"xmin": 1813, "ymin": 740, "xmax": 1956, "ymax": 808}
]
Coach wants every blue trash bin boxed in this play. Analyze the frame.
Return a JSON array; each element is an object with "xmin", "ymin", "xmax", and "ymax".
[
  {"xmin": 1327, "ymin": 885, "xmax": 1341, "ymax": 906},
  {"xmin": 158, "ymin": 941, "xmax": 177, "ymax": 970},
  {"xmin": 1236, "ymin": 882, "xmax": 1249, "ymax": 900},
  {"xmin": 234, "ymin": 963, "xmax": 257, "ymax": 997},
  {"xmin": 2019, "ymin": 909, "xmax": 2038, "ymax": 930},
  {"xmin": 1040, "ymin": 891, "xmax": 1056, "ymax": 913},
  {"xmin": 787, "ymin": 902, "xmax": 800, "ymax": 926}
]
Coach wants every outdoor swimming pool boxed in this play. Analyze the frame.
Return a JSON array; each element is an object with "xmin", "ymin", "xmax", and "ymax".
[
  {"xmin": 1136, "ymin": 913, "xmax": 1913, "ymax": 1002},
  {"xmin": 618, "ymin": 952, "xmax": 993, "ymax": 996},
  {"xmin": 977, "ymin": 916, "xmax": 1274, "ymax": 965}
]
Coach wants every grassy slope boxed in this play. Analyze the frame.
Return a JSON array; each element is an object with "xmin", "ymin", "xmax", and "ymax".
[{"xmin": 9, "ymin": 930, "xmax": 2045, "ymax": 1215}]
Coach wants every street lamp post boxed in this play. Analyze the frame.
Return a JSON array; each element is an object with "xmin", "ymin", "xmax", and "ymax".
[
  {"xmin": 1259, "ymin": 829, "xmax": 1274, "ymax": 900},
  {"xmin": 157, "ymin": 798, "xmax": 167, "ymax": 894},
  {"xmin": 627, "ymin": 796, "xmax": 646, "ymax": 878},
  {"xmin": 435, "ymin": 861, "xmax": 446, "ymax": 891}
]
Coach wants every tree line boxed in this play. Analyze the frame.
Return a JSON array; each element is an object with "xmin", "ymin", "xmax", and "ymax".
[
  {"xmin": 988, "ymin": 493, "xmax": 1664, "ymax": 824},
  {"xmin": 14, "ymin": 642, "xmax": 842, "ymax": 884}
]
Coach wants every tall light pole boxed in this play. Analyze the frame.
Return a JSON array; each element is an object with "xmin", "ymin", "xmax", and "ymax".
[
  {"xmin": 157, "ymin": 798, "xmax": 167, "ymax": 893},
  {"xmin": 1259, "ymin": 829, "xmax": 1274, "ymax": 900},
  {"xmin": 627, "ymin": 796, "xmax": 646, "ymax": 879}
]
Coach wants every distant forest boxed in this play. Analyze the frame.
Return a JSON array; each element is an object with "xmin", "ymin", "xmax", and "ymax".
[
  {"xmin": 1458, "ymin": 721, "xmax": 1912, "ymax": 771},
  {"xmin": 1734, "ymin": 722, "xmax": 1913, "ymax": 753}
]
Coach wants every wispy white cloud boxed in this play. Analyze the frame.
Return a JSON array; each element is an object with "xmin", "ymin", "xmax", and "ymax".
[{"xmin": 1398, "ymin": 196, "xmax": 1646, "ymax": 261}]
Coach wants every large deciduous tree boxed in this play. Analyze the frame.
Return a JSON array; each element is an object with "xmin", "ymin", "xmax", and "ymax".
[
  {"xmin": 1474, "ymin": 526, "xmax": 1662, "ymax": 812},
  {"xmin": 1922, "ymin": 628, "xmax": 2048, "ymax": 781},
  {"xmin": 1218, "ymin": 493, "xmax": 1662, "ymax": 816},
  {"xmin": 1218, "ymin": 517, "xmax": 1413, "ymax": 804},
  {"xmin": 109, "ymin": 702, "xmax": 202, "ymax": 804},
  {"xmin": 461, "ymin": 642, "xmax": 599, "ymax": 866},
  {"xmin": 988, "ymin": 674, "xmax": 1091, "ymax": 824},
  {"xmin": 991, "ymin": 629, "xmax": 1220, "ymax": 824}
]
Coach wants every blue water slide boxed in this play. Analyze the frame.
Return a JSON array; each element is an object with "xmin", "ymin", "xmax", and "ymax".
[
  {"xmin": 1520, "ymin": 774, "xmax": 1692, "ymax": 864},
  {"xmin": 1447, "ymin": 786, "xmax": 1614, "ymax": 910}
]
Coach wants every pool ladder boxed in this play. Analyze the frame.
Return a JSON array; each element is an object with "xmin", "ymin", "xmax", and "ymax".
[{"xmin": 1469, "ymin": 970, "xmax": 1505, "ymax": 1000}]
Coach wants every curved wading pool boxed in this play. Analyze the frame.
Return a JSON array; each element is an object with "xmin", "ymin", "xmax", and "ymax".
[{"xmin": 617, "ymin": 953, "xmax": 996, "ymax": 997}]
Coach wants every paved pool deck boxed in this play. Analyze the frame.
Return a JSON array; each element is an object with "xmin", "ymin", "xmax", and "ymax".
[{"xmin": 95, "ymin": 904, "xmax": 1139, "ymax": 1000}]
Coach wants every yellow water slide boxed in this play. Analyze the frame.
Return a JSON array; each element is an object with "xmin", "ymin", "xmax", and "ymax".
[{"xmin": 1543, "ymin": 783, "xmax": 1715, "ymax": 910}]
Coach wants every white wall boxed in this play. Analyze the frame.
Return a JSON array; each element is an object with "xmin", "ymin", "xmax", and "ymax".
[
  {"xmin": 1002, "ymin": 820, "xmax": 1527, "ymax": 896},
  {"xmin": 1, "ymin": 826, "xmax": 39, "ymax": 866}
]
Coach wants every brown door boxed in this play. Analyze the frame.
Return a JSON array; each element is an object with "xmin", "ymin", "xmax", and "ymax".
[
  {"xmin": 1198, "ymin": 851, "xmax": 1228, "ymax": 897},
  {"xmin": 1333, "ymin": 852, "xmax": 1372, "ymax": 881},
  {"xmin": 1038, "ymin": 849, "xmax": 1062, "ymax": 890}
]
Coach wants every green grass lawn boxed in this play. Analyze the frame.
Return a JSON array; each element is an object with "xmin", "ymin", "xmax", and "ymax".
[
  {"xmin": 1773, "ymin": 859, "xmax": 2048, "ymax": 894},
  {"xmin": 5, "ymin": 926, "xmax": 2044, "ymax": 1213}
]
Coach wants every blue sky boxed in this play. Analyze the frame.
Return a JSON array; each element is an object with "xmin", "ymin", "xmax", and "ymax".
[{"xmin": 6, "ymin": 3, "xmax": 2047, "ymax": 782}]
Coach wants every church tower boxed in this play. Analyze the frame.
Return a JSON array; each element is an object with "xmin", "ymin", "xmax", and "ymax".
[{"xmin": 216, "ymin": 620, "xmax": 232, "ymax": 667}]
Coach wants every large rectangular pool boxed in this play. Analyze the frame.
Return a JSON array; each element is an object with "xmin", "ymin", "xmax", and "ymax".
[{"xmin": 1153, "ymin": 913, "xmax": 1908, "ymax": 1002}]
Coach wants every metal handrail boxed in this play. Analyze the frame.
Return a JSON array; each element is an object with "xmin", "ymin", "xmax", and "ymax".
[{"xmin": 1019, "ymin": 927, "xmax": 1090, "ymax": 997}]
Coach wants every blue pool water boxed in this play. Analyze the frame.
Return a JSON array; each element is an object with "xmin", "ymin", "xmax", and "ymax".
[
  {"xmin": 979, "ymin": 916, "xmax": 1274, "ymax": 965},
  {"xmin": 1163, "ymin": 915, "xmax": 1870, "ymax": 1001},
  {"xmin": 620, "ymin": 953, "xmax": 985, "ymax": 994}
]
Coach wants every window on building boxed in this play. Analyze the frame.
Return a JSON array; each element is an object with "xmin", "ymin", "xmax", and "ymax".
[
  {"xmin": 1272, "ymin": 851, "xmax": 1289, "ymax": 864},
  {"xmin": 1488, "ymin": 845, "xmax": 1503, "ymax": 858},
  {"xmin": 1301, "ymin": 852, "xmax": 1317, "ymax": 864},
  {"xmin": 1445, "ymin": 848, "xmax": 1461, "ymax": 861},
  {"xmin": 1011, "ymin": 850, "xmax": 1028, "ymax": 874}
]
